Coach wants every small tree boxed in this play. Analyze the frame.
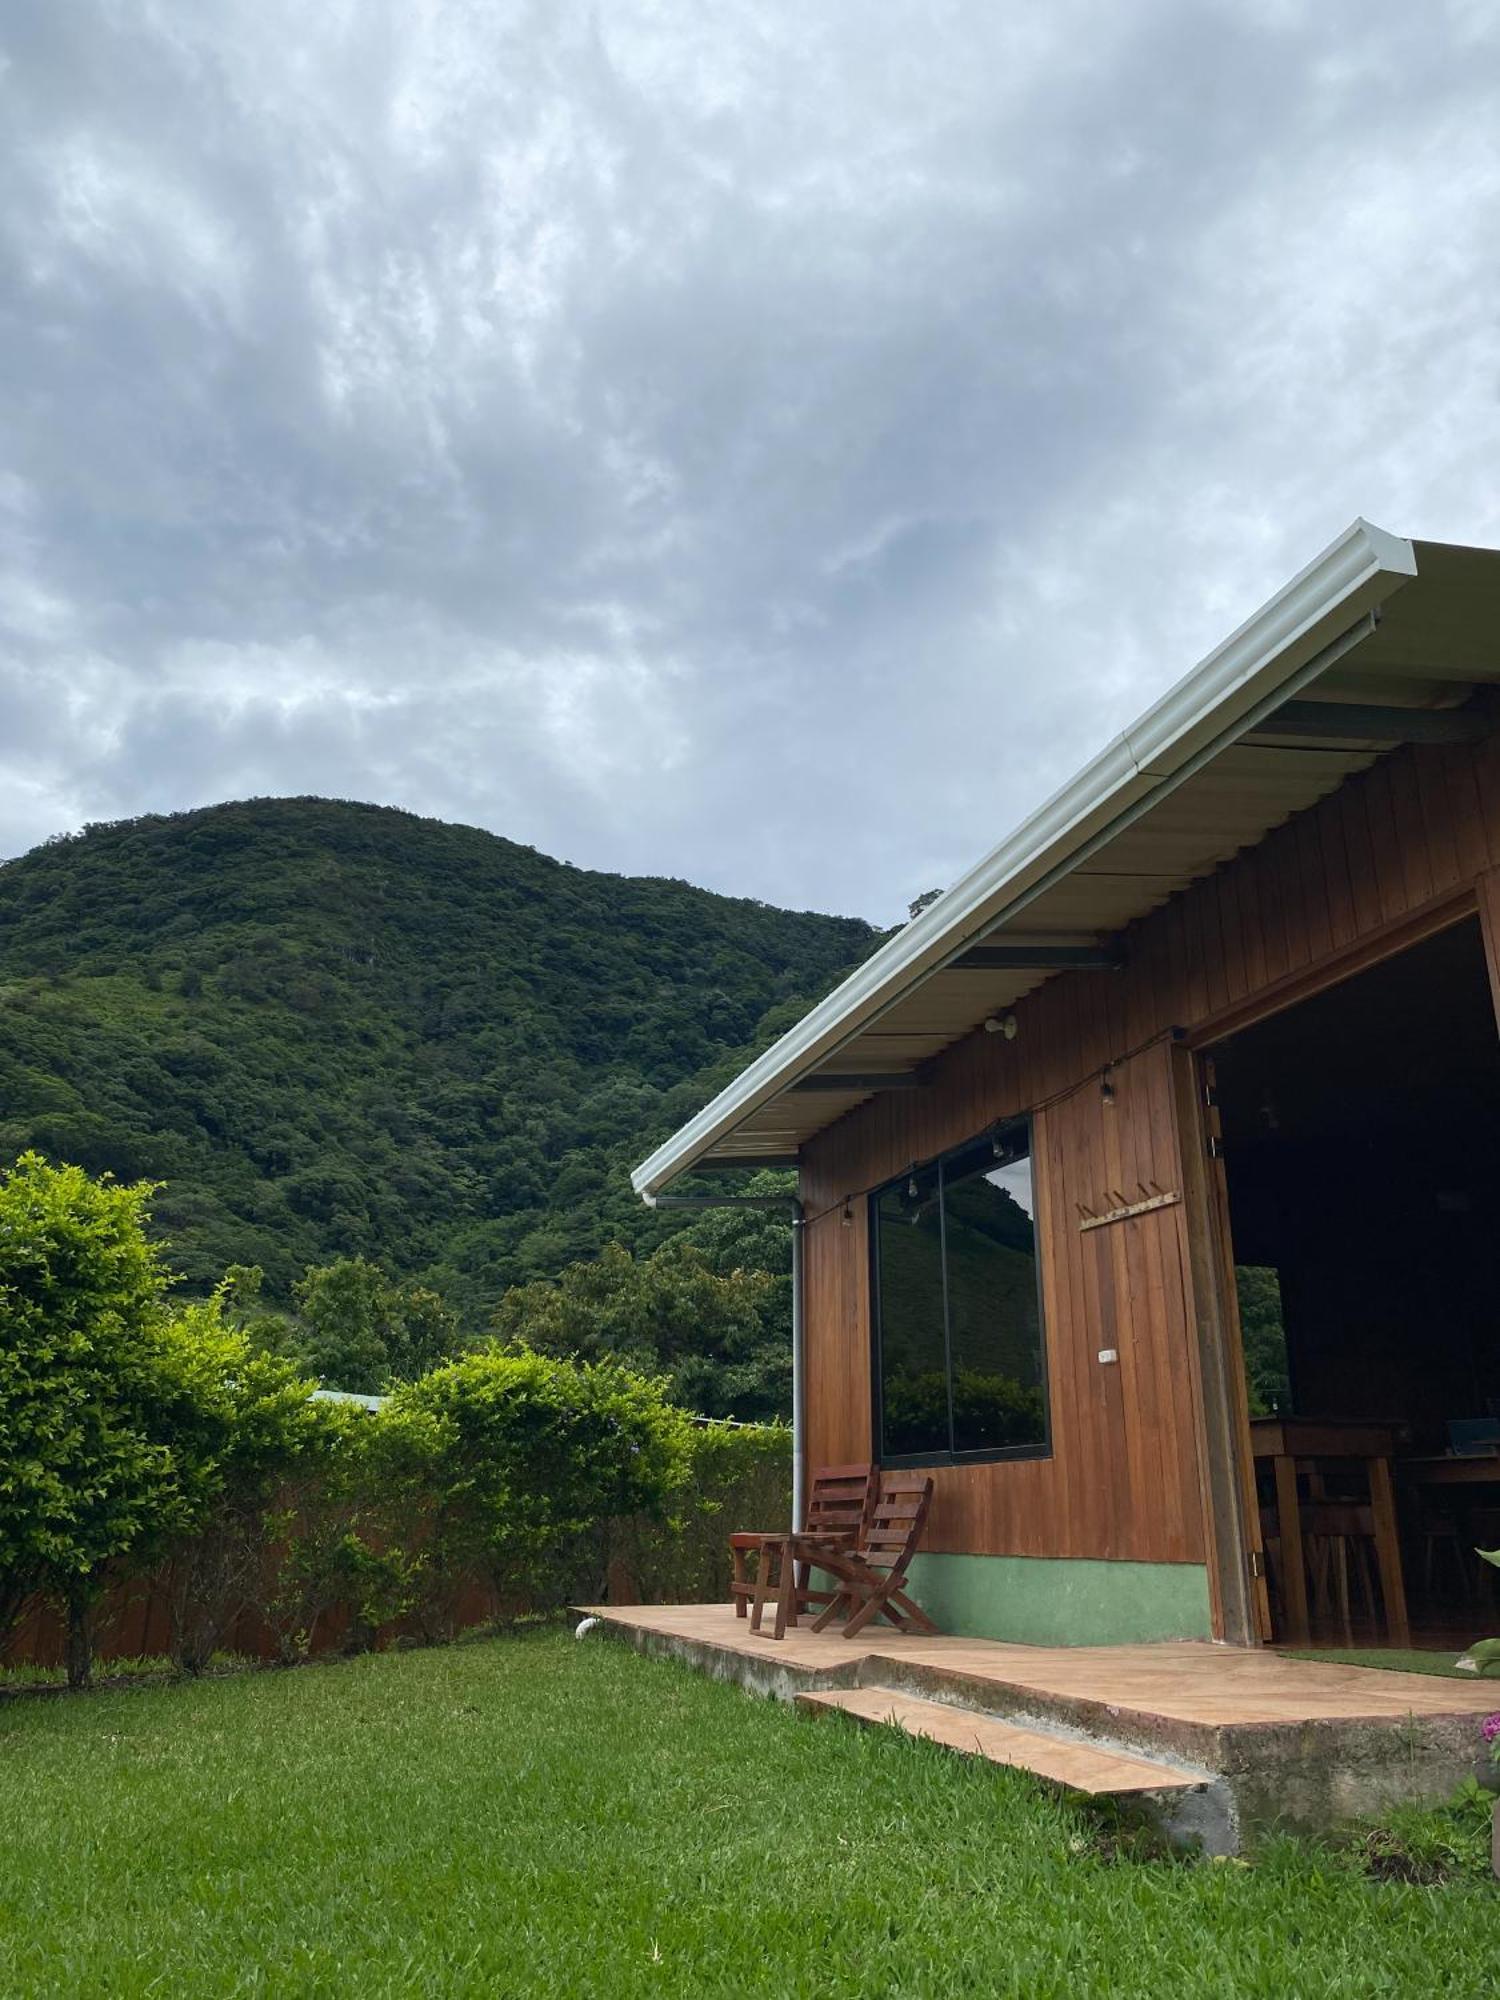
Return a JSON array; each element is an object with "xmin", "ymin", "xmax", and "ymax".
[
  {"xmin": 294, "ymin": 1257, "xmax": 397, "ymax": 1393},
  {"xmin": 0, "ymin": 1154, "xmax": 179, "ymax": 1683},
  {"xmin": 388, "ymin": 1283, "xmax": 466, "ymax": 1384},
  {"xmin": 491, "ymin": 1240, "xmax": 783, "ymax": 1420},
  {"xmin": 221, "ymin": 1263, "xmax": 304, "ymax": 1361},
  {"xmin": 294, "ymin": 1257, "xmax": 469, "ymax": 1392},
  {"xmin": 377, "ymin": 1348, "xmax": 690, "ymax": 1615}
]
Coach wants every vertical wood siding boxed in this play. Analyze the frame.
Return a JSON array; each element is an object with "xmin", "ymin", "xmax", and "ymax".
[{"xmin": 800, "ymin": 733, "xmax": 1500, "ymax": 1567}]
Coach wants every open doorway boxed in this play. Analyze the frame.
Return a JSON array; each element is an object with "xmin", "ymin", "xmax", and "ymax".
[{"xmin": 1208, "ymin": 916, "xmax": 1500, "ymax": 1654}]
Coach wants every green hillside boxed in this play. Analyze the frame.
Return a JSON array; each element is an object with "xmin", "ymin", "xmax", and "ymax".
[{"xmin": 0, "ymin": 798, "xmax": 880, "ymax": 1316}]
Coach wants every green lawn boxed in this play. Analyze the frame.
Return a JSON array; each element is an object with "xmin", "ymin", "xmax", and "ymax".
[
  {"xmin": 0, "ymin": 1632, "xmax": 1495, "ymax": 1999},
  {"xmin": 1283, "ymin": 1646, "xmax": 1480, "ymax": 1680}
]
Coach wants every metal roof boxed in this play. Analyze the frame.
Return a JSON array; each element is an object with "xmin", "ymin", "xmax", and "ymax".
[{"xmin": 633, "ymin": 520, "xmax": 1500, "ymax": 1201}]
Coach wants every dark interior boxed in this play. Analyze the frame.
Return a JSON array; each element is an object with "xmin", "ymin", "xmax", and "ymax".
[{"xmin": 1211, "ymin": 917, "xmax": 1500, "ymax": 1645}]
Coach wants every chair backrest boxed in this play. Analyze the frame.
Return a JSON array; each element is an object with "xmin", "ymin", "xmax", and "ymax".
[
  {"xmin": 803, "ymin": 1463, "xmax": 878, "ymax": 1546},
  {"xmin": 859, "ymin": 1473, "xmax": 934, "ymax": 1577}
]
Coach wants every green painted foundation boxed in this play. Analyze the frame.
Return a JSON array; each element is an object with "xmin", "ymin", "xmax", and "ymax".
[{"xmin": 902, "ymin": 1552, "xmax": 1214, "ymax": 1647}]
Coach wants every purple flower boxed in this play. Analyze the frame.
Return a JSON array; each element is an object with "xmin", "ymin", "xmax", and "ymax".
[{"xmin": 1482, "ymin": 1713, "xmax": 1500, "ymax": 1744}]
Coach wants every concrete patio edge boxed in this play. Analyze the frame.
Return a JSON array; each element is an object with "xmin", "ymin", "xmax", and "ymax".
[{"xmin": 576, "ymin": 1602, "xmax": 1500, "ymax": 1839}]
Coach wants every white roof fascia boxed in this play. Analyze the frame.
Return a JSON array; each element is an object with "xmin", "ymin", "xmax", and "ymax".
[{"xmin": 632, "ymin": 519, "xmax": 1418, "ymax": 1201}]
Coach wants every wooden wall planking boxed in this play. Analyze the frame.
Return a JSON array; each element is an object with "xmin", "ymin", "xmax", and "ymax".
[
  {"xmin": 799, "ymin": 732, "xmax": 1500, "ymax": 1569},
  {"xmin": 802, "ymin": 1013, "xmax": 1204, "ymax": 1564}
]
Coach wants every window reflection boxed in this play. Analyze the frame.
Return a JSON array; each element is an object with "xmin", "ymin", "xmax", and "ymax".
[
  {"xmin": 874, "ymin": 1163, "xmax": 947, "ymax": 1458},
  {"xmin": 874, "ymin": 1124, "xmax": 1050, "ymax": 1463}
]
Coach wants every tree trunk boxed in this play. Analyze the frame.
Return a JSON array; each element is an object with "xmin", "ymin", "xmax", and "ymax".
[{"xmin": 66, "ymin": 1590, "xmax": 94, "ymax": 1690}]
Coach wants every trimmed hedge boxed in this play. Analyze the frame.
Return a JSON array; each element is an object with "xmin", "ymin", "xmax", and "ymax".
[
  {"xmin": 2, "ymin": 1397, "xmax": 792, "ymax": 1675},
  {"xmin": 613, "ymin": 1423, "xmax": 791, "ymax": 1605},
  {"xmin": 1, "ymin": 1154, "xmax": 792, "ymax": 1681}
]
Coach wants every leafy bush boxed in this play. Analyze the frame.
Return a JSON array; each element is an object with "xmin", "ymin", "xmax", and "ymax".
[
  {"xmin": 376, "ymin": 1349, "xmax": 692, "ymax": 1615},
  {"xmin": 262, "ymin": 1398, "xmax": 427, "ymax": 1661},
  {"xmin": 613, "ymin": 1421, "xmax": 791, "ymax": 1604},
  {"xmin": 151, "ymin": 1292, "xmax": 322, "ymax": 1672},
  {"xmin": 1349, "ymin": 1779, "xmax": 1496, "ymax": 1883}
]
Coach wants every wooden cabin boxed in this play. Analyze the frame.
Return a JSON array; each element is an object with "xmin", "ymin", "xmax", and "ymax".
[{"xmin": 635, "ymin": 521, "xmax": 1500, "ymax": 1651}]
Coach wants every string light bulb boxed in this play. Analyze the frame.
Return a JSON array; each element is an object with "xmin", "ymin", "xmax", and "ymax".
[{"xmin": 1100, "ymin": 1069, "xmax": 1117, "ymax": 1107}]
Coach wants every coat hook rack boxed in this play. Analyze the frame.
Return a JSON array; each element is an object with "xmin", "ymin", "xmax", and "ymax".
[{"xmin": 1078, "ymin": 1188, "xmax": 1182, "ymax": 1233}]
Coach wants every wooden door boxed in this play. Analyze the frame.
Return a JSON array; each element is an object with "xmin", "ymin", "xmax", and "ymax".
[{"xmin": 1171, "ymin": 1045, "xmax": 1272, "ymax": 1644}]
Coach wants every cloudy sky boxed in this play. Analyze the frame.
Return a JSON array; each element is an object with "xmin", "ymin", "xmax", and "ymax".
[{"xmin": 3, "ymin": 2, "xmax": 1499, "ymax": 922}]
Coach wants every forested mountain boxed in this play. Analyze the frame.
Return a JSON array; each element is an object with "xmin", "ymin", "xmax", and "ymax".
[{"xmin": 0, "ymin": 799, "xmax": 881, "ymax": 1320}]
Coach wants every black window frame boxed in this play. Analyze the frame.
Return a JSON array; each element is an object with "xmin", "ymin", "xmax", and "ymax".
[{"xmin": 869, "ymin": 1117, "xmax": 1053, "ymax": 1469}]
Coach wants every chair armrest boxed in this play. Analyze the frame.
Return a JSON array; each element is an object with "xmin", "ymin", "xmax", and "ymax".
[{"xmin": 731, "ymin": 1529, "xmax": 846, "ymax": 1553}]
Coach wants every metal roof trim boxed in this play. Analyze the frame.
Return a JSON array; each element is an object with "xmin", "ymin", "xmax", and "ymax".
[{"xmin": 631, "ymin": 519, "xmax": 1418, "ymax": 1200}]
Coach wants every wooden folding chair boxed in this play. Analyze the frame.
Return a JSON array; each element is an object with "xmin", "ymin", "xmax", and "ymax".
[
  {"xmin": 754, "ymin": 1472, "xmax": 937, "ymax": 1641},
  {"xmin": 730, "ymin": 1463, "xmax": 876, "ymax": 1619}
]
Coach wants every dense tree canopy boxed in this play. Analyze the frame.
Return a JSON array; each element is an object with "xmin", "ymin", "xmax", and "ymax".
[
  {"xmin": 0, "ymin": 799, "xmax": 879, "ymax": 1325},
  {"xmin": 493, "ymin": 1239, "xmax": 782, "ymax": 1422},
  {"xmin": 290, "ymin": 1257, "xmax": 469, "ymax": 1395}
]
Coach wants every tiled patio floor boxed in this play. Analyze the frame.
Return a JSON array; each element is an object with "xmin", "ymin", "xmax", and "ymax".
[{"xmin": 583, "ymin": 1600, "xmax": 1498, "ymax": 1729}]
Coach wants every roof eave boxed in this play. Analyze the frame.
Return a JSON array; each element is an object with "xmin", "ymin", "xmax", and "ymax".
[{"xmin": 631, "ymin": 518, "xmax": 1418, "ymax": 1201}]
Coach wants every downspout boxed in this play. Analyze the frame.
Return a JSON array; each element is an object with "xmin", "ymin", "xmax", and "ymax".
[
  {"xmin": 789, "ymin": 1198, "xmax": 806, "ymax": 1535},
  {"xmin": 645, "ymin": 1190, "xmax": 805, "ymax": 1534}
]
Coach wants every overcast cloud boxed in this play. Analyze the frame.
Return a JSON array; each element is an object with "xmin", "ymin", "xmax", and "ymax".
[{"xmin": 2, "ymin": 1, "xmax": 1499, "ymax": 922}]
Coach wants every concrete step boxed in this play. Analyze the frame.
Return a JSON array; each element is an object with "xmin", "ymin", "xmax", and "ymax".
[{"xmin": 795, "ymin": 1686, "xmax": 1209, "ymax": 1797}]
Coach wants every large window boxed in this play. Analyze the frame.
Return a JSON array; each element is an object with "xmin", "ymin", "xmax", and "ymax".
[{"xmin": 871, "ymin": 1121, "xmax": 1050, "ymax": 1465}]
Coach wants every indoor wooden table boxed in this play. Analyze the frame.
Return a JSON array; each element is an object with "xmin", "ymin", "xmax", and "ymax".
[
  {"xmin": 1249, "ymin": 1419, "xmax": 1410, "ymax": 1648},
  {"xmin": 1398, "ymin": 1447, "xmax": 1500, "ymax": 1488}
]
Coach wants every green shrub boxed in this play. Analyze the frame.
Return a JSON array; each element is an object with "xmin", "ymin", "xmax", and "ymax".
[
  {"xmin": 1349, "ymin": 1779, "xmax": 1496, "ymax": 1883},
  {"xmin": 376, "ymin": 1348, "xmax": 691, "ymax": 1615},
  {"xmin": 261, "ymin": 1398, "xmax": 415, "ymax": 1661},
  {"xmin": 614, "ymin": 1422, "xmax": 791, "ymax": 1604},
  {"xmin": 152, "ymin": 1292, "xmax": 321, "ymax": 1672}
]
